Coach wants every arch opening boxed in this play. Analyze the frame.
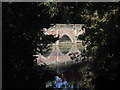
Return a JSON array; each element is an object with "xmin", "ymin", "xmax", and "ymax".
[
  {"xmin": 59, "ymin": 35, "xmax": 72, "ymax": 43},
  {"xmin": 59, "ymin": 35, "xmax": 73, "ymax": 55}
]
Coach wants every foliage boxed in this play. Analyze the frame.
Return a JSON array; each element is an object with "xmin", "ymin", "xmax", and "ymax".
[
  {"xmin": 37, "ymin": 2, "xmax": 86, "ymax": 23},
  {"xmin": 79, "ymin": 2, "xmax": 120, "ymax": 80},
  {"xmin": 2, "ymin": 2, "xmax": 58, "ymax": 89},
  {"xmin": 3, "ymin": 2, "xmax": 120, "ymax": 89}
]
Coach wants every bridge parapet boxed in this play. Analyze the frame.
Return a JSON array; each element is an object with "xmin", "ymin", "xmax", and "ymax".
[{"xmin": 47, "ymin": 24, "xmax": 84, "ymax": 31}]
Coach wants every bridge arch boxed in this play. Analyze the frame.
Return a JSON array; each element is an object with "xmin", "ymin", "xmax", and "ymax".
[
  {"xmin": 59, "ymin": 34, "xmax": 72, "ymax": 42},
  {"xmin": 59, "ymin": 33, "xmax": 74, "ymax": 43}
]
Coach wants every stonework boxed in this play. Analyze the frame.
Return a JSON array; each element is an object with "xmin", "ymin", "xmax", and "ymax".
[{"xmin": 36, "ymin": 24, "xmax": 85, "ymax": 66}]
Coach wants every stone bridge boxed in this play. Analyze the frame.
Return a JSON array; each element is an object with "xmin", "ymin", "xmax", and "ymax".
[
  {"xmin": 35, "ymin": 24, "xmax": 85, "ymax": 66},
  {"xmin": 44, "ymin": 24, "xmax": 85, "ymax": 44}
]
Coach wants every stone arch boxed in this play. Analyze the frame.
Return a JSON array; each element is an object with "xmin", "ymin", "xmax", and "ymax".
[
  {"xmin": 59, "ymin": 35, "xmax": 72, "ymax": 42},
  {"xmin": 59, "ymin": 33, "xmax": 74, "ymax": 43}
]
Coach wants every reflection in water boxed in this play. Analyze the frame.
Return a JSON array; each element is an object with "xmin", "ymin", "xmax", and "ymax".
[
  {"xmin": 41, "ymin": 47, "xmax": 52, "ymax": 57},
  {"xmin": 59, "ymin": 42, "xmax": 73, "ymax": 55},
  {"xmin": 39, "ymin": 42, "xmax": 94, "ymax": 89},
  {"xmin": 39, "ymin": 42, "xmax": 85, "ymax": 66}
]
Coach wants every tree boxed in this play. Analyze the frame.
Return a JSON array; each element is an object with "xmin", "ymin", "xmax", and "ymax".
[
  {"xmin": 78, "ymin": 2, "xmax": 120, "ymax": 89},
  {"xmin": 2, "ymin": 2, "xmax": 59, "ymax": 89},
  {"xmin": 3, "ymin": 2, "xmax": 120, "ymax": 89}
]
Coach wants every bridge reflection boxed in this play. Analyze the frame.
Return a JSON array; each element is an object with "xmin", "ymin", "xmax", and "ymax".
[{"xmin": 36, "ymin": 42, "xmax": 84, "ymax": 68}]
